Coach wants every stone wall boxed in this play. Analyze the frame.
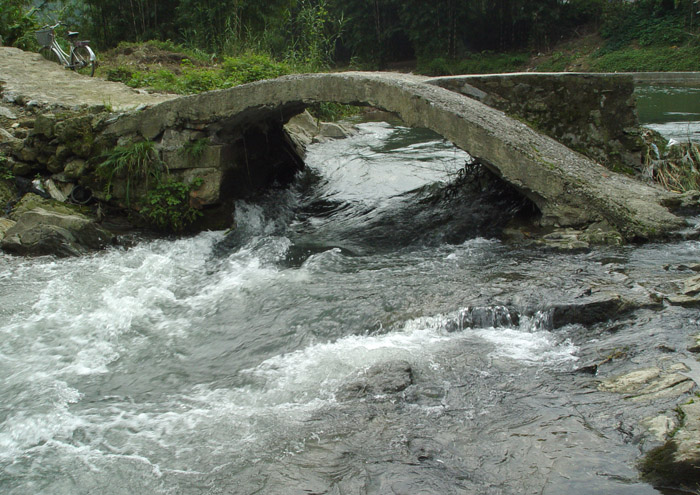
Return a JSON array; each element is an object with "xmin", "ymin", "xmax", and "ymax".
[{"xmin": 430, "ymin": 73, "xmax": 644, "ymax": 173}]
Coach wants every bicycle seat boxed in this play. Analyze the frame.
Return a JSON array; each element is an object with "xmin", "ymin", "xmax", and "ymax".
[{"xmin": 68, "ymin": 31, "xmax": 79, "ymax": 37}]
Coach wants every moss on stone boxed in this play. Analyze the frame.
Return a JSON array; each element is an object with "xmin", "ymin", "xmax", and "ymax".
[
  {"xmin": 9, "ymin": 193, "xmax": 91, "ymax": 221},
  {"xmin": 0, "ymin": 179, "xmax": 18, "ymax": 208},
  {"xmin": 640, "ymin": 440, "xmax": 700, "ymax": 489}
]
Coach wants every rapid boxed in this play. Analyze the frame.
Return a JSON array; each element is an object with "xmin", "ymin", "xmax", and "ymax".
[{"xmin": 1, "ymin": 120, "xmax": 699, "ymax": 494}]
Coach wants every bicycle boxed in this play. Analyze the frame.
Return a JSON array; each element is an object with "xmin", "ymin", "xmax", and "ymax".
[{"xmin": 35, "ymin": 22, "xmax": 96, "ymax": 77}]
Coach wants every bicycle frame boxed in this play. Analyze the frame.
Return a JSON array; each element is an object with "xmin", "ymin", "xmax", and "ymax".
[
  {"xmin": 36, "ymin": 23, "xmax": 96, "ymax": 75},
  {"xmin": 46, "ymin": 36, "xmax": 72, "ymax": 67}
]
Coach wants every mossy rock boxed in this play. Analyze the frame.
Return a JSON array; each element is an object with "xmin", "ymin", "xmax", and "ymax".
[
  {"xmin": 55, "ymin": 115, "xmax": 96, "ymax": 158},
  {"xmin": 0, "ymin": 179, "xmax": 18, "ymax": 209},
  {"xmin": 9, "ymin": 193, "xmax": 90, "ymax": 221}
]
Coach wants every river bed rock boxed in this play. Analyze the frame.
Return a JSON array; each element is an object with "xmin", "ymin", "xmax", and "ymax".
[
  {"xmin": 640, "ymin": 400, "xmax": 700, "ymax": 490},
  {"xmin": 598, "ymin": 363, "xmax": 694, "ymax": 401},
  {"xmin": 2, "ymin": 207, "xmax": 115, "ymax": 257},
  {"xmin": 667, "ymin": 274, "xmax": 700, "ymax": 308},
  {"xmin": 336, "ymin": 361, "xmax": 413, "ymax": 401}
]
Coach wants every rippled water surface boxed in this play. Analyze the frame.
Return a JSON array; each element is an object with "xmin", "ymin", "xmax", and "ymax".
[
  {"xmin": 1, "ymin": 122, "xmax": 699, "ymax": 494},
  {"xmin": 636, "ymin": 85, "xmax": 700, "ymax": 142}
]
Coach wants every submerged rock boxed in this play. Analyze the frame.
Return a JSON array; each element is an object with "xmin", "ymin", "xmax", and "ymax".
[
  {"xmin": 667, "ymin": 274, "xmax": 700, "ymax": 308},
  {"xmin": 337, "ymin": 361, "xmax": 413, "ymax": 401}
]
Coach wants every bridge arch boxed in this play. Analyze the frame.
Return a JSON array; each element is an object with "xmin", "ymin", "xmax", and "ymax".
[{"xmin": 103, "ymin": 72, "xmax": 682, "ymax": 240}]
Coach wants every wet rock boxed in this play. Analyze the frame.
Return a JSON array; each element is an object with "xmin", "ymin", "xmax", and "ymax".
[
  {"xmin": 682, "ymin": 275, "xmax": 700, "ymax": 295},
  {"xmin": 336, "ymin": 361, "xmax": 413, "ymax": 401},
  {"xmin": 284, "ymin": 110, "xmax": 319, "ymax": 154},
  {"xmin": 580, "ymin": 221, "xmax": 623, "ymax": 245},
  {"xmin": 667, "ymin": 274, "xmax": 700, "ymax": 308},
  {"xmin": 550, "ymin": 292, "xmax": 635, "ymax": 328},
  {"xmin": 689, "ymin": 334, "xmax": 700, "ymax": 354},
  {"xmin": 540, "ymin": 229, "xmax": 589, "ymax": 250},
  {"xmin": 598, "ymin": 364, "xmax": 694, "ymax": 401},
  {"xmin": 667, "ymin": 294, "xmax": 700, "ymax": 308},
  {"xmin": 641, "ymin": 414, "xmax": 678, "ymax": 442},
  {"xmin": 1, "ymin": 207, "xmax": 114, "ymax": 257},
  {"xmin": 458, "ymin": 305, "xmax": 519, "ymax": 330},
  {"xmin": 179, "ymin": 167, "xmax": 223, "ymax": 207},
  {"xmin": 662, "ymin": 189, "xmax": 700, "ymax": 210},
  {"xmin": 641, "ymin": 401, "xmax": 700, "ymax": 490},
  {"xmin": 318, "ymin": 122, "xmax": 355, "ymax": 140}
]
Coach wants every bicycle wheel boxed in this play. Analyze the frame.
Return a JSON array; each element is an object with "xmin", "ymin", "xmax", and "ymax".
[
  {"xmin": 70, "ymin": 45, "xmax": 95, "ymax": 77},
  {"xmin": 39, "ymin": 46, "xmax": 61, "ymax": 65}
]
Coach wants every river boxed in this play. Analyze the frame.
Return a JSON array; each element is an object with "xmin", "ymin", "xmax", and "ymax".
[
  {"xmin": 635, "ymin": 85, "xmax": 700, "ymax": 143},
  {"xmin": 1, "ymin": 119, "xmax": 699, "ymax": 494}
]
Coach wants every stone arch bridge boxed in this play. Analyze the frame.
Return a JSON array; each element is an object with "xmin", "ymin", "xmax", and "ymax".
[{"xmin": 101, "ymin": 71, "xmax": 682, "ymax": 239}]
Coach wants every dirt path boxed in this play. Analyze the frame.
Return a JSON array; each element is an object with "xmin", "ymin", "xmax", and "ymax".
[{"xmin": 0, "ymin": 47, "xmax": 175, "ymax": 111}]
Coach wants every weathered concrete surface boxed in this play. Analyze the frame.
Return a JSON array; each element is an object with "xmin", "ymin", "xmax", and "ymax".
[
  {"xmin": 103, "ymin": 72, "xmax": 684, "ymax": 240},
  {"xmin": 0, "ymin": 47, "xmax": 173, "ymax": 111},
  {"xmin": 625, "ymin": 71, "xmax": 700, "ymax": 86}
]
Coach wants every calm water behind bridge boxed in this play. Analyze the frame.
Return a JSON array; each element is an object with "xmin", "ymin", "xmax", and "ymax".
[
  {"xmin": 636, "ymin": 85, "xmax": 700, "ymax": 143},
  {"xmin": 1, "ymin": 122, "xmax": 699, "ymax": 494}
]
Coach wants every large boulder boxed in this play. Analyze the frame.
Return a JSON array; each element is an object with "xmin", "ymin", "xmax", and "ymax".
[{"xmin": 2, "ymin": 206, "xmax": 115, "ymax": 257}]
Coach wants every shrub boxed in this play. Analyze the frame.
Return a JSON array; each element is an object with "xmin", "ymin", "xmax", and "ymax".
[
  {"xmin": 140, "ymin": 177, "xmax": 203, "ymax": 232},
  {"xmin": 416, "ymin": 52, "xmax": 528, "ymax": 76},
  {"xmin": 105, "ymin": 66, "xmax": 134, "ymax": 84},
  {"xmin": 0, "ymin": 1, "xmax": 39, "ymax": 51},
  {"xmin": 180, "ymin": 138, "xmax": 208, "ymax": 159},
  {"xmin": 591, "ymin": 45, "xmax": 700, "ymax": 72},
  {"xmin": 0, "ymin": 152, "xmax": 14, "ymax": 180},
  {"xmin": 221, "ymin": 53, "xmax": 290, "ymax": 84}
]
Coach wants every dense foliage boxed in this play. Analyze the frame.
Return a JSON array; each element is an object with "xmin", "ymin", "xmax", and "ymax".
[{"xmin": 1, "ymin": 0, "xmax": 699, "ymax": 70}]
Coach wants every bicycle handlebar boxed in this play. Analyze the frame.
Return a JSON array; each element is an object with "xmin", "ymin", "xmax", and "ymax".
[{"xmin": 41, "ymin": 21, "xmax": 62, "ymax": 30}]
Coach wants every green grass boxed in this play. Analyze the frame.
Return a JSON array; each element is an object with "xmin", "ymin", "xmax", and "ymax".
[
  {"xmin": 535, "ymin": 51, "xmax": 578, "ymax": 72},
  {"xmin": 96, "ymin": 140, "xmax": 163, "ymax": 205},
  {"xmin": 416, "ymin": 52, "xmax": 529, "ymax": 76},
  {"xmin": 105, "ymin": 52, "xmax": 290, "ymax": 95},
  {"xmin": 590, "ymin": 44, "xmax": 700, "ymax": 72},
  {"xmin": 114, "ymin": 40, "xmax": 212, "ymax": 63}
]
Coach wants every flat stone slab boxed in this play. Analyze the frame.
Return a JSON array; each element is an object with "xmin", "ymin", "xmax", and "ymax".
[
  {"xmin": 598, "ymin": 363, "xmax": 695, "ymax": 401},
  {"xmin": 0, "ymin": 47, "xmax": 174, "ymax": 111}
]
